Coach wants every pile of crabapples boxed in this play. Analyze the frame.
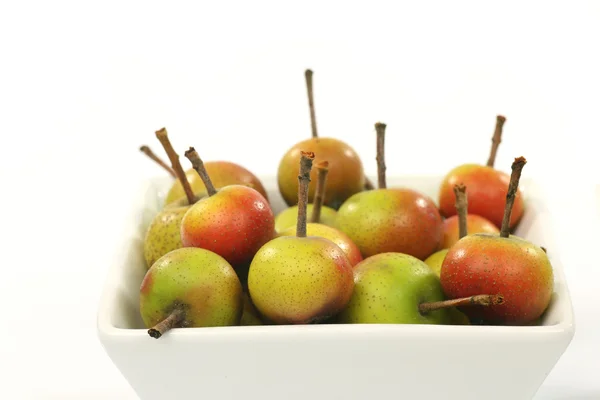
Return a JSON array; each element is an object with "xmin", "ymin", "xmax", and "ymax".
[{"xmin": 137, "ymin": 70, "xmax": 554, "ymax": 338}]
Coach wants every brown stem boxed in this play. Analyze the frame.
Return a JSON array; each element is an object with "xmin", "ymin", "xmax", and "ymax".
[
  {"xmin": 364, "ymin": 177, "xmax": 375, "ymax": 190},
  {"xmin": 184, "ymin": 147, "xmax": 217, "ymax": 196},
  {"xmin": 453, "ymin": 184, "xmax": 468, "ymax": 239},
  {"xmin": 305, "ymin": 69, "xmax": 318, "ymax": 139},
  {"xmin": 139, "ymin": 145, "xmax": 177, "ymax": 178},
  {"xmin": 541, "ymin": 246, "xmax": 547, "ymax": 253},
  {"xmin": 155, "ymin": 128, "xmax": 196, "ymax": 205},
  {"xmin": 419, "ymin": 294, "xmax": 504, "ymax": 314},
  {"xmin": 375, "ymin": 122, "xmax": 387, "ymax": 189},
  {"xmin": 311, "ymin": 161, "xmax": 329, "ymax": 223},
  {"xmin": 148, "ymin": 307, "xmax": 186, "ymax": 339},
  {"xmin": 297, "ymin": 151, "xmax": 315, "ymax": 237},
  {"xmin": 486, "ymin": 115, "xmax": 506, "ymax": 167},
  {"xmin": 500, "ymin": 156, "xmax": 527, "ymax": 237}
]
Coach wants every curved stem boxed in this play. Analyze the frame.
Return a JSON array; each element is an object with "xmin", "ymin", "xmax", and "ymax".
[
  {"xmin": 500, "ymin": 156, "xmax": 527, "ymax": 237},
  {"xmin": 155, "ymin": 128, "xmax": 196, "ymax": 205},
  {"xmin": 184, "ymin": 147, "xmax": 217, "ymax": 196},
  {"xmin": 139, "ymin": 145, "xmax": 177, "ymax": 178}
]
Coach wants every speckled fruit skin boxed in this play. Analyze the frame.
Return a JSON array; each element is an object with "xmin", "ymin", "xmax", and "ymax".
[
  {"xmin": 424, "ymin": 249, "xmax": 448, "ymax": 277},
  {"xmin": 140, "ymin": 248, "xmax": 243, "ymax": 329},
  {"xmin": 438, "ymin": 164, "xmax": 525, "ymax": 229},
  {"xmin": 337, "ymin": 253, "xmax": 450, "ymax": 324},
  {"xmin": 180, "ymin": 185, "xmax": 275, "ymax": 269},
  {"xmin": 247, "ymin": 236, "xmax": 354, "ymax": 324},
  {"xmin": 274, "ymin": 204, "xmax": 338, "ymax": 233},
  {"xmin": 279, "ymin": 223, "xmax": 363, "ymax": 266},
  {"xmin": 143, "ymin": 205, "xmax": 190, "ymax": 268},
  {"xmin": 335, "ymin": 188, "xmax": 443, "ymax": 260},
  {"xmin": 440, "ymin": 233, "xmax": 554, "ymax": 325},
  {"xmin": 165, "ymin": 162, "xmax": 269, "ymax": 206},
  {"xmin": 277, "ymin": 138, "xmax": 365, "ymax": 209},
  {"xmin": 440, "ymin": 214, "xmax": 499, "ymax": 249}
]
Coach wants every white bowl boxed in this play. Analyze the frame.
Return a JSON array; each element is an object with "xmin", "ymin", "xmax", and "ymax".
[{"xmin": 97, "ymin": 175, "xmax": 575, "ymax": 400}]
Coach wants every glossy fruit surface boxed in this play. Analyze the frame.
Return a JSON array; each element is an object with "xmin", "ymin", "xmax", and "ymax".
[
  {"xmin": 277, "ymin": 138, "xmax": 364, "ymax": 209},
  {"xmin": 440, "ymin": 233, "xmax": 553, "ymax": 325},
  {"xmin": 278, "ymin": 223, "xmax": 363, "ymax": 266},
  {"xmin": 423, "ymin": 249, "xmax": 448, "ymax": 277},
  {"xmin": 337, "ymin": 252, "xmax": 451, "ymax": 324},
  {"xmin": 143, "ymin": 205, "xmax": 190, "ymax": 268},
  {"xmin": 140, "ymin": 248, "xmax": 243, "ymax": 329},
  {"xmin": 180, "ymin": 185, "xmax": 275, "ymax": 269},
  {"xmin": 440, "ymin": 214, "xmax": 499, "ymax": 249},
  {"xmin": 274, "ymin": 204, "xmax": 337, "ymax": 233},
  {"xmin": 165, "ymin": 162, "xmax": 268, "ymax": 206},
  {"xmin": 438, "ymin": 164, "xmax": 525, "ymax": 229},
  {"xmin": 336, "ymin": 188, "xmax": 443, "ymax": 260},
  {"xmin": 247, "ymin": 236, "xmax": 354, "ymax": 324}
]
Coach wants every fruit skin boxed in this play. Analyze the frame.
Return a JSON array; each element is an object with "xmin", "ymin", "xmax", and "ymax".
[
  {"xmin": 440, "ymin": 214, "xmax": 500, "ymax": 249},
  {"xmin": 438, "ymin": 164, "xmax": 525, "ymax": 229},
  {"xmin": 424, "ymin": 249, "xmax": 448, "ymax": 277},
  {"xmin": 429, "ymin": 254, "xmax": 471, "ymax": 326},
  {"xmin": 337, "ymin": 252, "xmax": 451, "ymax": 324},
  {"xmin": 274, "ymin": 204, "xmax": 338, "ymax": 234},
  {"xmin": 140, "ymin": 248, "xmax": 243, "ymax": 329},
  {"xmin": 277, "ymin": 138, "xmax": 365, "ymax": 209},
  {"xmin": 335, "ymin": 188, "xmax": 443, "ymax": 260},
  {"xmin": 247, "ymin": 236, "xmax": 354, "ymax": 324},
  {"xmin": 143, "ymin": 204, "xmax": 190, "ymax": 268},
  {"xmin": 448, "ymin": 308, "xmax": 471, "ymax": 325},
  {"xmin": 163, "ymin": 196, "xmax": 199, "ymax": 209},
  {"xmin": 165, "ymin": 162, "xmax": 269, "ymax": 206},
  {"xmin": 279, "ymin": 223, "xmax": 363, "ymax": 266},
  {"xmin": 440, "ymin": 233, "xmax": 554, "ymax": 325},
  {"xmin": 180, "ymin": 185, "xmax": 275, "ymax": 270},
  {"xmin": 240, "ymin": 292, "xmax": 263, "ymax": 326}
]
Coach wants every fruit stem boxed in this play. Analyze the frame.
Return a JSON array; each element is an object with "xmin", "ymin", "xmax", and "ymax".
[
  {"xmin": 148, "ymin": 307, "xmax": 186, "ymax": 339},
  {"xmin": 375, "ymin": 122, "xmax": 387, "ymax": 189},
  {"xmin": 486, "ymin": 115, "xmax": 506, "ymax": 168},
  {"xmin": 305, "ymin": 69, "xmax": 318, "ymax": 139},
  {"xmin": 184, "ymin": 147, "xmax": 217, "ymax": 196},
  {"xmin": 139, "ymin": 145, "xmax": 177, "ymax": 178},
  {"xmin": 500, "ymin": 156, "xmax": 527, "ymax": 237},
  {"xmin": 297, "ymin": 151, "xmax": 315, "ymax": 237},
  {"xmin": 311, "ymin": 161, "xmax": 329, "ymax": 223},
  {"xmin": 155, "ymin": 128, "xmax": 196, "ymax": 205},
  {"xmin": 419, "ymin": 294, "xmax": 504, "ymax": 314},
  {"xmin": 364, "ymin": 177, "xmax": 375, "ymax": 190},
  {"xmin": 453, "ymin": 184, "xmax": 468, "ymax": 239}
]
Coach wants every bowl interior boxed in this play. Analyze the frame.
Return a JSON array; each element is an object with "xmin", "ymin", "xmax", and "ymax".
[{"xmin": 100, "ymin": 175, "xmax": 573, "ymax": 331}]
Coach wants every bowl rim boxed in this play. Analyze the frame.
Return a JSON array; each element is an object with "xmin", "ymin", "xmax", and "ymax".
[{"xmin": 97, "ymin": 174, "xmax": 576, "ymax": 340}]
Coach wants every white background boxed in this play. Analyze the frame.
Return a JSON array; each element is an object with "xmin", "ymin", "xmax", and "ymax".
[{"xmin": 1, "ymin": 1, "xmax": 599, "ymax": 399}]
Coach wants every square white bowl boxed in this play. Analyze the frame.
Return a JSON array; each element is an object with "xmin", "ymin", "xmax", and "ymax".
[{"xmin": 97, "ymin": 175, "xmax": 575, "ymax": 400}]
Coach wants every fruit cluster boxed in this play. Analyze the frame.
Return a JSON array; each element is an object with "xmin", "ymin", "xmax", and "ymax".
[{"xmin": 138, "ymin": 70, "xmax": 554, "ymax": 339}]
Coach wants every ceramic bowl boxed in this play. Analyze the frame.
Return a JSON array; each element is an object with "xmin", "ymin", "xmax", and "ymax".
[{"xmin": 97, "ymin": 175, "xmax": 575, "ymax": 400}]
